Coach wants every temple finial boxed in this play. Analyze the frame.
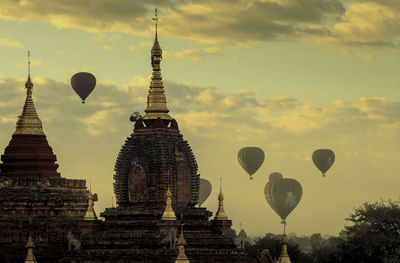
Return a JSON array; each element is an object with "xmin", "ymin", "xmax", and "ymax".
[
  {"xmin": 153, "ymin": 8, "xmax": 158, "ymax": 40},
  {"xmin": 161, "ymin": 172, "xmax": 176, "ymax": 220},
  {"xmin": 25, "ymin": 234, "xmax": 37, "ymax": 263},
  {"xmin": 26, "ymin": 50, "xmax": 33, "ymax": 90},
  {"xmin": 28, "ymin": 51, "xmax": 31, "ymax": 76},
  {"xmin": 84, "ymin": 188, "xmax": 98, "ymax": 221},
  {"xmin": 278, "ymin": 222, "xmax": 291, "ymax": 263},
  {"xmin": 215, "ymin": 177, "xmax": 228, "ymax": 220},
  {"xmin": 175, "ymin": 224, "xmax": 190, "ymax": 263}
]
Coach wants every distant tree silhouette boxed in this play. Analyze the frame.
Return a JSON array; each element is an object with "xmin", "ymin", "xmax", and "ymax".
[{"xmin": 335, "ymin": 199, "xmax": 400, "ymax": 263}]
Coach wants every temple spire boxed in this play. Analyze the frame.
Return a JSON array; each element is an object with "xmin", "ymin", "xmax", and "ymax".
[
  {"xmin": 153, "ymin": 8, "xmax": 158, "ymax": 41},
  {"xmin": 175, "ymin": 224, "xmax": 190, "ymax": 263},
  {"xmin": 161, "ymin": 184, "xmax": 177, "ymax": 220},
  {"xmin": 84, "ymin": 186, "xmax": 98, "ymax": 221},
  {"xmin": 14, "ymin": 51, "xmax": 44, "ymax": 136},
  {"xmin": 215, "ymin": 177, "xmax": 228, "ymax": 220},
  {"xmin": 143, "ymin": 8, "xmax": 172, "ymax": 121},
  {"xmin": 25, "ymin": 234, "xmax": 37, "ymax": 263},
  {"xmin": 278, "ymin": 223, "xmax": 291, "ymax": 263}
]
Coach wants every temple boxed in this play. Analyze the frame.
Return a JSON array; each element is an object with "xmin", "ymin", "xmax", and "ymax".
[
  {"xmin": 0, "ymin": 53, "xmax": 95, "ymax": 262},
  {"xmin": 0, "ymin": 13, "xmax": 275, "ymax": 263},
  {"xmin": 62, "ymin": 11, "xmax": 258, "ymax": 263}
]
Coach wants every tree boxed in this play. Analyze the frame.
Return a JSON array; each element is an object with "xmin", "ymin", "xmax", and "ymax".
[{"xmin": 336, "ymin": 199, "xmax": 400, "ymax": 263}]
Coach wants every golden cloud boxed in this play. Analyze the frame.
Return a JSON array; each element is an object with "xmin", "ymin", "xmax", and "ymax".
[{"xmin": 305, "ymin": 1, "xmax": 400, "ymax": 53}]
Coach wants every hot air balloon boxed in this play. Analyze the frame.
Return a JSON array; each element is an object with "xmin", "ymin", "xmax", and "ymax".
[
  {"xmin": 264, "ymin": 177, "xmax": 302, "ymax": 222},
  {"xmin": 198, "ymin": 178, "xmax": 212, "ymax": 206},
  {"xmin": 312, "ymin": 149, "xmax": 335, "ymax": 177},
  {"xmin": 238, "ymin": 147, "xmax": 265, "ymax": 179},
  {"xmin": 71, "ymin": 72, "xmax": 96, "ymax": 103}
]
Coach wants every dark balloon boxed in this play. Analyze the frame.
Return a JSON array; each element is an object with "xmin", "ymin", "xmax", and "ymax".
[
  {"xmin": 269, "ymin": 172, "xmax": 283, "ymax": 181},
  {"xmin": 312, "ymin": 149, "xmax": 335, "ymax": 177},
  {"xmin": 71, "ymin": 72, "xmax": 96, "ymax": 103},
  {"xmin": 199, "ymin": 178, "xmax": 212, "ymax": 206},
  {"xmin": 238, "ymin": 147, "xmax": 265, "ymax": 179},
  {"xmin": 264, "ymin": 177, "xmax": 302, "ymax": 221}
]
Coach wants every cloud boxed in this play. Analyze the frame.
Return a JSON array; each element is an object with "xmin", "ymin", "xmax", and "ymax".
[
  {"xmin": 164, "ymin": 47, "xmax": 221, "ymax": 61},
  {"xmin": 0, "ymin": 38, "xmax": 24, "ymax": 49},
  {"xmin": 0, "ymin": 0, "xmax": 343, "ymax": 45},
  {"xmin": 128, "ymin": 45, "xmax": 136, "ymax": 52},
  {"xmin": 1, "ymin": 0, "xmax": 398, "ymax": 54},
  {"xmin": 305, "ymin": 1, "xmax": 400, "ymax": 51}
]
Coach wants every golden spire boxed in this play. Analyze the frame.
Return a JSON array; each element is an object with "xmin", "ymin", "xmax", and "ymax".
[
  {"xmin": 84, "ymin": 185, "xmax": 98, "ymax": 221},
  {"xmin": 143, "ymin": 8, "xmax": 172, "ymax": 121},
  {"xmin": 278, "ymin": 223, "xmax": 291, "ymax": 263},
  {"xmin": 14, "ymin": 51, "xmax": 44, "ymax": 136},
  {"xmin": 25, "ymin": 234, "xmax": 37, "ymax": 263},
  {"xmin": 215, "ymin": 177, "xmax": 228, "ymax": 220},
  {"xmin": 175, "ymin": 224, "xmax": 190, "ymax": 263},
  {"xmin": 161, "ymin": 184, "xmax": 177, "ymax": 220}
]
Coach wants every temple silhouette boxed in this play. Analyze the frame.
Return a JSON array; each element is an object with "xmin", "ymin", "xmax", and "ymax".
[{"xmin": 0, "ymin": 13, "xmax": 276, "ymax": 263}]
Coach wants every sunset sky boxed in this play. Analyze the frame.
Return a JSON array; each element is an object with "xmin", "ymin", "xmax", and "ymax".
[{"xmin": 0, "ymin": 0, "xmax": 399, "ymax": 236}]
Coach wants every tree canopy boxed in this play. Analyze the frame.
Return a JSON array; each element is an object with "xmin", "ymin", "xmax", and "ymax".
[{"xmin": 335, "ymin": 199, "xmax": 400, "ymax": 263}]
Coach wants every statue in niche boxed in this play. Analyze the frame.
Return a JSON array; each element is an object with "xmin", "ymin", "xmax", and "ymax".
[{"xmin": 128, "ymin": 158, "xmax": 147, "ymax": 202}]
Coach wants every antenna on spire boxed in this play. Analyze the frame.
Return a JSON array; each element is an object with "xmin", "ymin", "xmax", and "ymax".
[
  {"xmin": 220, "ymin": 177, "xmax": 222, "ymax": 192},
  {"xmin": 152, "ymin": 8, "xmax": 159, "ymax": 39}
]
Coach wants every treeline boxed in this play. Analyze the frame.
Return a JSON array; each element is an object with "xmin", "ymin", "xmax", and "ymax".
[{"xmin": 236, "ymin": 199, "xmax": 400, "ymax": 263}]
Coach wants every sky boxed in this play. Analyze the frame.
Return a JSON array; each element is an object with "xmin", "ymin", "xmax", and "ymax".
[{"xmin": 0, "ymin": 0, "xmax": 399, "ymax": 236}]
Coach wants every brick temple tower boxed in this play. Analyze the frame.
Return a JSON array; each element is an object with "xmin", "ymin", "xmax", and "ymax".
[
  {"xmin": 0, "ymin": 55, "xmax": 96, "ymax": 263},
  {"xmin": 62, "ymin": 11, "xmax": 257, "ymax": 263}
]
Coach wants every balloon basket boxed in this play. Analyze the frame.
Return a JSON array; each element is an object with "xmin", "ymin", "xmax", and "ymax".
[{"xmin": 82, "ymin": 100, "xmax": 85, "ymax": 104}]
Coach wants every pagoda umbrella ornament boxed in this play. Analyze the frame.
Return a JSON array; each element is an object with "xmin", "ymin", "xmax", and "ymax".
[
  {"xmin": 198, "ymin": 178, "xmax": 212, "ymax": 206},
  {"xmin": 71, "ymin": 72, "xmax": 96, "ymax": 103},
  {"xmin": 312, "ymin": 149, "xmax": 335, "ymax": 177},
  {"xmin": 238, "ymin": 147, "xmax": 265, "ymax": 180}
]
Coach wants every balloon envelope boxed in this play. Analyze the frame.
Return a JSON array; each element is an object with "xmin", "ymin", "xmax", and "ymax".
[
  {"xmin": 269, "ymin": 172, "xmax": 283, "ymax": 181},
  {"xmin": 238, "ymin": 147, "xmax": 265, "ymax": 179},
  {"xmin": 264, "ymin": 178, "xmax": 302, "ymax": 221},
  {"xmin": 71, "ymin": 72, "xmax": 96, "ymax": 103},
  {"xmin": 312, "ymin": 149, "xmax": 335, "ymax": 176},
  {"xmin": 199, "ymin": 178, "xmax": 212, "ymax": 206}
]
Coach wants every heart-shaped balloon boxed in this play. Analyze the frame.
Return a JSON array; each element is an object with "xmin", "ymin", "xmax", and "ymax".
[{"xmin": 264, "ymin": 178, "xmax": 302, "ymax": 221}]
